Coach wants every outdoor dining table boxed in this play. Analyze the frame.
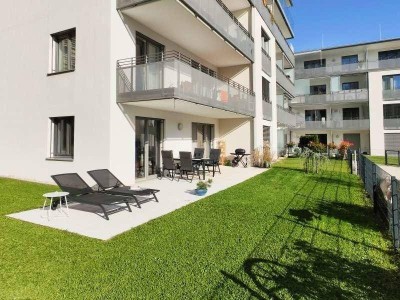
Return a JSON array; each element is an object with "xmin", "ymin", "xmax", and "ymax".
[{"xmin": 173, "ymin": 158, "xmax": 212, "ymax": 180}]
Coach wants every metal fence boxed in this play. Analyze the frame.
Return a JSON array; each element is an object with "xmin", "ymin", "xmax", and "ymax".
[{"xmin": 350, "ymin": 151, "xmax": 400, "ymax": 251}]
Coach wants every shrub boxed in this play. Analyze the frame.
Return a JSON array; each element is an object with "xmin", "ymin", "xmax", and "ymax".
[
  {"xmin": 196, "ymin": 179, "xmax": 212, "ymax": 190},
  {"xmin": 308, "ymin": 141, "xmax": 326, "ymax": 153},
  {"xmin": 301, "ymin": 147, "xmax": 329, "ymax": 174},
  {"xmin": 298, "ymin": 135, "xmax": 318, "ymax": 148},
  {"xmin": 327, "ymin": 142, "xmax": 337, "ymax": 150},
  {"xmin": 252, "ymin": 143, "xmax": 273, "ymax": 167}
]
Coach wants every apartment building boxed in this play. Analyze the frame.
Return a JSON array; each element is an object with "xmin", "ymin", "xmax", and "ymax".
[
  {"xmin": 291, "ymin": 38, "xmax": 400, "ymax": 156},
  {"xmin": 0, "ymin": 0, "xmax": 295, "ymax": 183}
]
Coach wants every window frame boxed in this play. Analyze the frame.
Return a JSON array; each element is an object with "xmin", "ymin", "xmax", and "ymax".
[
  {"xmin": 341, "ymin": 55, "xmax": 359, "ymax": 65},
  {"xmin": 343, "ymin": 108, "xmax": 360, "ymax": 120},
  {"xmin": 382, "ymin": 74, "xmax": 400, "ymax": 91},
  {"xmin": 304, "ymin": 59, "xmax": 326, "ymax": 69},
  {"xmin": 342, "ymin": 82, "xmax": 360, "ymax": 91},
  {"xmin": 49, "ymin": 28, "xmax": 76, "ymax": 75},
  {"xmin": 309, "ymin": 84, "xmax": 327, "ymax": 95},
  {"xmin": 49, "ymin": 116, "xmax": 75, "ymax": 160}
]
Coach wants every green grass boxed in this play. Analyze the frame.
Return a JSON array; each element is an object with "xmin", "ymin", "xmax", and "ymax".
[
  {"xmin": 1, "ymin": 159, "xmax": 399, "ymax": 299},
  {"xmin": 368, "ymin": 155, "xmax": 400, "ymax": 166}
]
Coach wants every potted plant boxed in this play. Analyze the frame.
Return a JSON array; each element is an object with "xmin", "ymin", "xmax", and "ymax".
[
  {"xmin": 338, "ymin": 141, "xmax": 353, "ymax": 159},
  {"xmin": 327, "ymin": 142, "xmax": 337, "ymax": 158},
  {"xmin": 195, "ymin": 179, "xmax": 213, "ymax": 196},
  {"xmin": 286, "ymin": 141, "xmax": 296, "ymax": 156}
]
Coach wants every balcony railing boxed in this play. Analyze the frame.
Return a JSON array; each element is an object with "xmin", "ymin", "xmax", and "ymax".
[
  {"xmin": 262, "ymin": 48, "xmax": 272, "ymax": 76},
  {"xmin": 276, "ymin": 65, "xmax": 295, "ymax": 96},
  {"xmin": 383, "ymin": 89, "xmax": 400, "ymax": 101},
  {"xmin": 293, "ymin": 89, "xmax": 369, "ymax": 105},
  {"xmin": 263, "ymin": 98, "xmax": 272, "ymax": 121},
  {"xmin": 384, "ymin": 118, "xmax": 400, "ymax": 129},
  {"xmin": 295, "ymin": 119, "xmax": 370, "ymax": 130},
  {"xmin": 250, "ymin": 0, "xmax": 294, "ymax": 66},
  {"xmin": 116, "ymin": 51, "xmax": 256, "ymax": 117},
  {"xmin": 277, "ymin": 105, "xmax": 296, "ymax": 127},
  {"xmin": 296, "ymin": 58, "xmax": 400, "ymax": 79},
  {"xmin": 181, "ymin": 0, "xmax": 254, "ymax": 61}
]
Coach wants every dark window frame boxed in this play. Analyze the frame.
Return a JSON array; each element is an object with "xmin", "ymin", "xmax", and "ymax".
[
  {"xmin": 382, "ymin": 74, "xmax": 400, "ymax": 91},
  {"xmin": 310, "ymin": 84, "xmax": 327, "ymax": 95},
  {"xmin": 262, "ymin": 77, "xmax": 270, "ymax": 101},
  {"xmin": 304, "ymin": 59, "xmax": 326, "ymax": 69},
  {"xmin": 341, "ymin": 55, "xmax": 358, "ymax": 65},
  {"xmin": 305, "ymin": 109, "xmax": 327, "ymax": 122},
  {"xmin": 343, "ymin": 108, "xmax": 360, "ymax": 120},
  {"xmin": 342, "ymin": 82, "xmax": 360, "ymax": 91},
  {"xmin": 50, "ymin": 28, "xmax": 76, "ymax": 74},
  {"xmin": 379, "ymin": 49, "xmax": 400, "ymax": 61},
  {"xmin": 50, "ymin": 116, "xmax": 75, "ymax": 159}
]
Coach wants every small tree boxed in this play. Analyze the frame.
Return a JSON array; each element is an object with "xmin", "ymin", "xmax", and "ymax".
[{"xmin": 301, "ymin": 147, "xmax": 329, "ymax": 174}]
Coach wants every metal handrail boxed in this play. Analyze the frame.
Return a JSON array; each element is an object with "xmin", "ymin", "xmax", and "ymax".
[
  {"xmin": 215, "ymin": 0, "xmax": 253, "ymax": 41},
  {"xmin": 296, "ymin": 88, "xmax": 368, "ymax": 98},
  {"xmin": 276, "ymin": 64, "xmax": 294, "ymax": 84},
  {"xmin": 117, "ymin": 50, "xmax": 255, "ymax": 96},
  {"xmin": 277, "ymin": 104, "xmax": 295, "ymax": 115},
  {"xmin": 261, "ymin": 47, "xmax": 271, "ymax": 59}
]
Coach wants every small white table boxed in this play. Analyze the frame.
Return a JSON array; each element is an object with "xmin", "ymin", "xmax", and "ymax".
[{"xmin": 42, "ymin": 191, "xmax": 69, "ymax": 220}]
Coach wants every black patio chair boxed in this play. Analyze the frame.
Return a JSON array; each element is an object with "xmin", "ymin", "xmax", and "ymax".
[
  {"xmin": 161, "ymin": 150, "xmax": 177, "ymax": 180},
  {"xmin": 193, "ymin": 148, "xmax": 205, "ymax": 169},
  {"xmin": 51, "ymin": 173, "xmax": 132, "ymax": 220},
  {"xmin": 205, "ymin": 148, "xmax": 221, "ymax": 177},
  {"xmin": 178, "ymin": 151, "xmax": 200, "ymax": 182},
  {"xmin": 87, "ymin": 169, "xmax": 160, "ymax": 208}
]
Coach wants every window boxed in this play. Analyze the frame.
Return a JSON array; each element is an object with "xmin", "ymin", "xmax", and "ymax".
[
  {"xmin": 305, "ymin": 109, "xmax": 326, "ymax": 121},
  {"xmin": 50, "ymin": 28, "xmax": 76, "ymax": 73},
  {"xmin": 262, "ymin": 77, "xmax": 270, "ymax": 101},
  {"xmin": 50, "ymin": 117, "xmax": 75, "ymax": 159},
  {"xmin": 384, "ymin": 104, "xmax": 400, "ymax": 119},
  {"xmin": 310, "ymin": 85, "xmax": 326, "ymax": 95},
  {"xmin": 263, "ymin": 126, "xmax": 270, "ymax": 144},
  {"xmin": 342, "ymin": 82, "xmax": 359, "ymax": 90},
  {"xmin": 382, "ymin": 74, "xmax": 400, "ymax": 90},
  {"xmin": 379, "ymin": 49, "xmax": 400, "ymax": 61},
  {"xmin": 261, "ymin": 30, "xmax": 270, "ymax": 55},
  {"xmin": 341, "ymin": 55, "xmax": 358, "ymax": 65},
  {"xmin": 343, "ymin": 108, "xmax": 360, "ymax": 120},
  {"xmin": 304, "ymin": 59, "xmax": 326, "ymax": 69}
]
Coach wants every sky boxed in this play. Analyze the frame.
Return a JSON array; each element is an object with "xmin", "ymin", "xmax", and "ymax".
[{"xmin": 289, "ymin": 0, "xmax": 400, "ymax": 52}]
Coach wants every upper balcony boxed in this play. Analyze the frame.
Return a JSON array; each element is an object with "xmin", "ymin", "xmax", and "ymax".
[
  {"xmin": 383, "ymin": 89, "xmax": 400, "ymax": 101},
  {"xmin": 276, "ymin": 65, "xmax": 295, "ymax": 97},
  {"xmin": 263, "ymin": 98, "xmax": 272, "ymax": 121},
  {"xmin": 262, "ymin": 48, "xmax": 272, "ymax": 76},
  {"xmin": 116, "ymin": 51, "xmax": 256, "ymax": 118},
  {"xmin": 117, "ymin": 0, "xmax": 254, "ymax": 65},
  {"xmin": 296, "ymin": 57, "xmax": 400, "ymax": 79},
  {"xmin": 294, "ymin": 119, "xmax": 370, "ymax": 130},
  {"xmin": 292, "ymin": 89, "xmax": 369, "ymax": 106},
  {"xmin": 250, "ymin": 0, "xmax": 295, "ymax": 66}
]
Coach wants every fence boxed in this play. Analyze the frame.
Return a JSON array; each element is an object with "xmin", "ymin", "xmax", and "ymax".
[{"xmin": 349, "ymin": 151, "xmax": 400, "ymax": 251}]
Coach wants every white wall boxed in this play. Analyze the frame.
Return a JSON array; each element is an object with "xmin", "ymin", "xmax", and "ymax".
[{"xmin": 0, "ymin": 0, "xmax": 112, "ymax": 184}]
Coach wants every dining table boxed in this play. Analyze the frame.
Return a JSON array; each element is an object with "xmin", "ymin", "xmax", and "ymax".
[{"xmin": 173, "ymin": 157, "xmax": 212, "ymax": 180}]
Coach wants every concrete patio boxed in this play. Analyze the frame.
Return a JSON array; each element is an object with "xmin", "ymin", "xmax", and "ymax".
[{"xmin": 8, "ymin": 166, "xmax": 266, "ymax": 240}]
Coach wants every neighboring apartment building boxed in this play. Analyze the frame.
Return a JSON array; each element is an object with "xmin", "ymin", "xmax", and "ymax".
[
  {"xmin": 291, "ymin": 38, "xmax": 400, "ymax": 156},
  {"xmin": 0, "ymin": 0, "xmax": 296, "ymax": 183}
]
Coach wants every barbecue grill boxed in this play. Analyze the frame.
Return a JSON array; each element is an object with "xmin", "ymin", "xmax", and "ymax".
[{"xmin": 231, "ymin": 148, "xmax": 250, "ymax": 167}]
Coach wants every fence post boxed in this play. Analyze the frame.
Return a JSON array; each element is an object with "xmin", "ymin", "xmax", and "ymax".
[
  {"xmin": 391, "ymin": 178, "xmax": 400, "ymax": 251},
  {"xmin": 385, "ymin": 150, "xmax": 388, "ymax": 166}
]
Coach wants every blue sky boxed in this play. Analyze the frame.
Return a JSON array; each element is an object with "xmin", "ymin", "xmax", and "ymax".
[{"xmin": 289, "ymin": 0, "xmax": 400, "ymax": 52}]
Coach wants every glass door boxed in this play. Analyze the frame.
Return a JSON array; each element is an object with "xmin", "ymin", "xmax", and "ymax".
[
  {"xmin": 135, "ymin": 117, "xmax": 164, "ymax": 179},
  {"xmin": 192, "ymin": 123, "xmax": 214, "ymax": 157}
]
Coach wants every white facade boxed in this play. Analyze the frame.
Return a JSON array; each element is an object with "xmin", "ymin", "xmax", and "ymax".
[
  {"xmin": 292, "ymin": 39, "xmax": 400, "ymax": 156},
  {"xmin": 0, "ymin": 0, "xmax": 296, "ymax": 184}
]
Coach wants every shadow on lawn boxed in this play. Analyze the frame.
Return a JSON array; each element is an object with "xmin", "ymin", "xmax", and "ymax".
[{"xmin": 217, "ymin": 240, "xmax": 399, "ymax": 299}]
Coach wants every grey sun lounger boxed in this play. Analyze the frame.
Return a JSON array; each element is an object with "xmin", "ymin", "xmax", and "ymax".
[
  {"xmin": 51, "ymin": 173, "xmax": 132, "ymax": 220},
  {"xmin": 87, "ymin": 169, "xmax": 160, "ymax": 208}
]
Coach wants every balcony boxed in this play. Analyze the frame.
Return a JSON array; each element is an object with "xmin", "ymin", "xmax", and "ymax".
[
  {"xmin": 294, "ymin": 119, "xmax": 370, "ymax": 130},
  {"xmin": 292, "ymin": 89, "xmax": 369, "ymax": 106},
  {"xmin": 276, "ymin": 65, "xmax": 295, "ymax": 97},
  {"xmin": 277, "ymin": 106, "xmax": 296, "ymax": 127},
  {"xmin": 295, "ymin": 58, "xmax": 400, "ymax": 79},
  {"xmin": 263, "ymin": 99, "xmax": 272, "ymax": 121},
  {"xmin": 116, "ymin": 51, "xmax": 256, "ymax": 117},
  {"xmin": 262, "ymin": 49, "xmax": 272, "ymax": 76},
  {"xmin": 250, "ymin": 0, "xmax": 295, "ymax": 66},
  {"xmin": 117, "ymin": 0, "xmax": 254, "ymax": 65},
  {"xmin": 383, "ymin": 89, "xmax": 400, "ymax": 101},
  {"xmin": 384, "ymin": 118, "xmax": 400, "ymax": 129}
]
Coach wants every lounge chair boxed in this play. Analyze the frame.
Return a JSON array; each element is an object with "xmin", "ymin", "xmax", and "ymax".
[
  {"xmin": 205, "ymin": 148, "xmax": 221, "ymax": 177},
  {"xmin": 178, "ymin": 151, "xmax": 200, "ymax": 182},
  {"xmin": 51, "ymin": 173, "xmax": 132, "ymax": 220},
  {"xmin": 161, "ymin": 150, "xmax": 177, "ymax": 180},
  {"xmin": 87, "ymin": 169, "xmax": 159, "ymax": 208}
]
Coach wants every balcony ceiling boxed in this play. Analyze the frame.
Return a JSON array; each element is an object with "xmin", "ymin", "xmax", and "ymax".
[
  {"xmin": 222, "ymin": 0, "xmax": 250, "ymax": 11},
  {"xmin": 122, "ymin": 99, "xmax": 251, "ymax": 119},
  {"xmin": 121, "ymin": 0, "xmax": 249, "ymax": 67}
]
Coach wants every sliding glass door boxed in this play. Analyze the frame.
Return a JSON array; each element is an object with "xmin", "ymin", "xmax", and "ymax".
[
  {"xmin": 192, "ymin": 123, "xmax": 214, "ymax": 158},
  {"xmin": 135, "ymin": 117, "xmax": 164, "ymax": 179}
]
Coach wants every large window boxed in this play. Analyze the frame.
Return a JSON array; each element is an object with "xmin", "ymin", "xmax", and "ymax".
[
  {"xmin": 50, "ymin": 28, "xmax": 76, "ymax": 73},
  {"xmin": 304, "ymin": 59, "xmax": 326, "ymax": 69},
  {"xmin": 341, "ymin": 55, "xmax": 358, "ymax": 65},
  {"xmin": 384, "ymin": 104, "xmax": 400, "ymax": 119},
  {"xmin": 310, "ymin": 85, "xmax": 326, "ymax": 95},
  {"xmin": 50, "ymin": 117, "xmax": 75, "ymax": 159},
  {"xmin": 342, "ymin": 82, "xmax": 359, "ymax": 90},
  {"xmin": 262, "ymin": 77, "xmax": 270, "ymax": 101},
  {"xmin": 343, "ymin": 108, "xmax": 360, "ymax": 120},
  {"xmin": 379, "ymin": 49, "xmax": 400, "ymax": 61},
  {"xmin": 382, "ymin": 74, "xmax": 400, "ymax": 90},
  {"xmin": 263, "ymin": 126, "xmax": 270, "ymax": 144},
  {"xmin": 305, "ymin": 109, "xmax": 326, "ymax": 121}
]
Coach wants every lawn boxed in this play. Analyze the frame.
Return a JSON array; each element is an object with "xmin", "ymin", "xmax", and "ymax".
[
  {"xmin": 367, "ymin": 155, "xmax": 400, "ymax": 166},
  {"xmin": 1, "ymin": 158, "xmax": 399, "ymax": 299}
]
